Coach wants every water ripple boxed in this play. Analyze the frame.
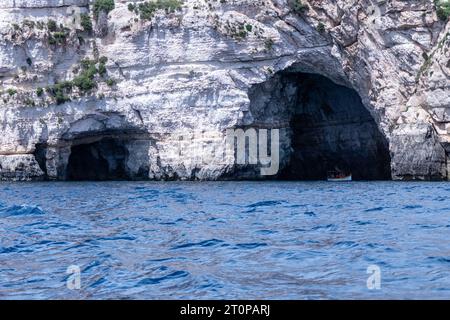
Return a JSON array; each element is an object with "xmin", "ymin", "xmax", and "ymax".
[
  {"xmin": 234, "ymin": 243, "xmax": 268, "ymax": 250},
  {"xmin": 138, "ymin": 271, "xmax": 189, "ymax": 286},
  {"xmin": 1, "ymin": 181, "xmax": 450, "ymax": 299},
  {"xmin": 0, "ymin": 205, "xmax": 45, "ymax": 217},
  {"xmin": 171, "ymin": 239, "xmax": 225, "ymax": 250}
]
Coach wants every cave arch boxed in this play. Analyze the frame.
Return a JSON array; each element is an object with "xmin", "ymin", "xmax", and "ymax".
[
  {"xmin": 34, "ymin": 113, "xmax": 154, "ymax": 181},
  {"xmin": 247, "ymin": 70, "xmax": 392, "ymax": 180},
  {"xmin": 61, "ymin": 132, "xmax": 152, "ymax": 181}
]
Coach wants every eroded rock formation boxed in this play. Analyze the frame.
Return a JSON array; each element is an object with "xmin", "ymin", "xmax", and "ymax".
[{"xmin": 0, "ymin": 0, "xmax": 449, "ymax": 181}]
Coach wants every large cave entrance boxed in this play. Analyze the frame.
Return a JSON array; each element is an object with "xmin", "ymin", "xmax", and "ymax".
[
  {"xmin": 66, "ymin": 138, "xmax": 130, "ymax": 181},
  {"xmin": 249, "ymin": 71, "xmax": 392, "ymax": 180}
]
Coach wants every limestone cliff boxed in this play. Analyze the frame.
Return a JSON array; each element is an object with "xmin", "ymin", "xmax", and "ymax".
[{"xmin": 0, "ymin": 0, "xmax": 449, "ymax": 181}]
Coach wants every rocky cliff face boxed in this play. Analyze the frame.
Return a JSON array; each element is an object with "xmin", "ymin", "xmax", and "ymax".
[{"xmin": 0, "ymin": 0, "xmax": 449, "ymax": 181}]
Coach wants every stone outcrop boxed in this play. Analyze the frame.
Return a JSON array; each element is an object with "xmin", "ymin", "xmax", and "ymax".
[{"xmin": 0, "ymin": 0, "xmax": 449, "ymax": 181}]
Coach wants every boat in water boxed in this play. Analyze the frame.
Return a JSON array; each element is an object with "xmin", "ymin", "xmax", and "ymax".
[{"xmin": 327, "ymin": 171, "xmax": 352, "ymax": 182}]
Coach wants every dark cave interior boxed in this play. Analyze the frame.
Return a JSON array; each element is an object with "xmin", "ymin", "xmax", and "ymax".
[
  {"xmin": 249, "ymin": 71, "xmax": 392, "ymax": 180},
  {"xmin": 66, "ymin": 138, "xmax": 130, "ymax": 181},
  {"xmin": 283, "ymin": 73, "xmax": 392, "ymax": 180}
]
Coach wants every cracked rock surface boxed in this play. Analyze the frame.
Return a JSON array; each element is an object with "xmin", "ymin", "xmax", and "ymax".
[{"xmin": 0, "ymin": 0, "xmax": 449, "ymax": 181}]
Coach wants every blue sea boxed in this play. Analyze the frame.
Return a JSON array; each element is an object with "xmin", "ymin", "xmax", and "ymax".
[{"xmin": 0, "ymin": 181, "xmax": 450, "ymax": 299}]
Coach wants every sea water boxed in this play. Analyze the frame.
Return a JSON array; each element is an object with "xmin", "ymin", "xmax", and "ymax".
[{"xmin": 0, "ymin": 181, "xmax": 449, "ymax": 299}]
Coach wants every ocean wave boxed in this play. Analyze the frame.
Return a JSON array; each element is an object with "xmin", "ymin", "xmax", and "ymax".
[
  {"xmin": 364, "ymin": 207, "xmax": 385, "ymax": 212},
  {"xmin": 171, "ymin": 239, "xmax": 225, "ymax": 250},
  {"xmin": 0, "ymin": 204, "xmax": 45, "ymax": 217},
  {"xmin": 234, "ymin": 242, "xmax": 268, "ymax": 250},
  {"xmin": 246, "ymin": 200, "xmax": 285, "ymax": 208},
  {"xmin": 138, "ymin": 270, "xmax": 189, "ymax": 286}
]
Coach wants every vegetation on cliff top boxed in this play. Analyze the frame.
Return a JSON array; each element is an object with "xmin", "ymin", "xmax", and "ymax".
[
  {"xmin": 93, "ymin": 0, "xmax": 115, "ymax": 19},
  {"xmin": 128, "ymin": 0, "xmax": 183, "ymax": 21},
  {"xmin": 435, "ymin": 0, "xmax": 450, "ymax": 21},
  {"xmin": 80, "ymin": 13, "xmax": 93, "ymax": 33}
]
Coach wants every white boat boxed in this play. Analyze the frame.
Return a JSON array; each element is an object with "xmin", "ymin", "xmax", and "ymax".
[{"xmin": 327, "ymin": 171, "xmax": 352, "ymax": 182}]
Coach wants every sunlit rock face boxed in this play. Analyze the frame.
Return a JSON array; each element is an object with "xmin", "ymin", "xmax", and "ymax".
[{"xmin": 0, "ymin": 0, "xmax": 449, "ymax": 181}]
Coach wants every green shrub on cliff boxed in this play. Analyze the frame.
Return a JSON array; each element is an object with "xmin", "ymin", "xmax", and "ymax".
[
  {"xmin": 36, "ymin": 87, "xmax": 44, "ymax": 97},
  {"xmin": 55, "ymin": 92, "xmax": 71, "ymax": 105},
  {"xmin": 53, "ymin": 31, "xmax": 67, "ymax": 43},
  {"xmin": 93, "ymin": 0, "xmax": 115, "ymax": 19},
  {"xmin": 99, "ymin": 56, "xmax": 108, "ymax": 64},
  {"xmin": 43, "ymin": 58, "xmax": 103, "ymax": 105},
  {"xmin": 73, "ymin": 59, "xmax": 98, "ymax": 91},
  {"xmin": 289, "ymin": 0, "xmax": 309, "ymax": 14},
  {"xmin": 264, "ymin": 38, "xmax": 274, "ymax": 51},
  {"xmin": 435, "ymin": 0, "xmax": 450, "ymax": 21},
  {"xmin": 80, "ymin": 13, "xmax": 93, "ymax": 33},
  {"xmin": 130, "ymin": 0, "xmax": 183, "ymax": 21},
  {"xmin": 46, "ymin": 21, "xmax": 70, "ymax": 46},
  {"xmin": 46, "ymin": 82, "xmax": 71, "ymax": 105},
  {"xmin": 98, "ymin": 63, "xmax": 107, "ymax": 76},
  {"xmin": 73, "ymin": 75, "xmax": 96, "ymax": 92},
  {"xmin": 317, "ymin": 22, "xmax": 326, "ymax": 33},
  {"xmin": 47, "ymin": 19, "xmax": 57, "ymax": 32},
  {"xmin": 7, "ymin": 89, "xmax": 17, "ymax": 96},
  {"xmin": 106, "ymin": 78, "xmax": 116, "ymax": 87}
]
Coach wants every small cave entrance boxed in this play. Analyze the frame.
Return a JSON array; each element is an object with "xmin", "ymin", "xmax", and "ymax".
[
  {"xmin": 34, "ymin": 143, "xmax": 48, "ymax": 177},
  {"xmin": 66, "ymin": 138, "xmax": 130, "ymax": 181},
  {"xmin": 249, "ymin": 71, "xmax": 392, "ymax": 180}
]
